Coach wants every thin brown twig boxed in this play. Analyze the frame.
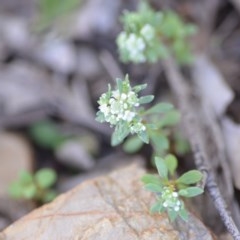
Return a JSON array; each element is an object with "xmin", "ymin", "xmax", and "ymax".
[{"xmin": 162, "ymin": 57, "xmax": 240, "ymax": 240}]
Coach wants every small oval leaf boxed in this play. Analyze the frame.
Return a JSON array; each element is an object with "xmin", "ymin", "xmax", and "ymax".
[
  {"xmin": 144, "ymin": 183, "xmax": 163, "ymax": 193},
  {"xmin": 123, "ymin": 136, "xmax": 144, "ymax": 153},
  {"xmin": 150, "ymin": 133, "xmax": 169, "ymax": 153},
  {"xmin": 179, "ymin": 187, "xmax": 204, "ymax": 198},
  {"xmin": 141, "ymin": 174, "xmax": 161, "ymax": 185},
  {"xmin": 155, "ymin": 156, "xmax": 168, "ymax": 179},
  {"xmin": 179, "ymin": 208, "xmax": 188, "ymax": 222},
  {"xmin": 150, "ymin": 201, "xmax": 163, "ymax": 213},
  {"xmin": 137, "ymin": 131, "xmax": 149, "ymax": 144},
  {"xmin": 168, "ymin": 209, "xmax": 178, "ymax": 222},
  {"xmin": 177, "ymin": 170, "xmax": 203, "ymax": 185},
  {"xmin": 165, "ymin": 154, "xmax": 178, "ymax": 176},
  {"xmin": 35, "ymin": 168, "xmax": 57, "ymax": 189},
  {"xmin": 139, "ymin": 95, "xmax": 154, "ymax": 104},
  {"xmin": 144, "ymin": 103, "xmax": 173, "ymax": 115}
]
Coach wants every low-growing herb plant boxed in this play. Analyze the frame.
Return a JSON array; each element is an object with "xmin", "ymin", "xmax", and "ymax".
[
  {"xmin": 96, "ymin": 75, "xmax": 203, "ymax": 222},
  {"xmin": 117, "ymin": 1, "xmax": 196, "ymax": 64},
  {"xmin": 9, "ymin": 168, "xmax": 57, "ymax": 204},
  {"xmin": 142, "ymin": 155, "xmax": 203, "ymax": 221},
  {"xmin": 96, "ymin": 1, "xmax": 204, "ymax": 223}
]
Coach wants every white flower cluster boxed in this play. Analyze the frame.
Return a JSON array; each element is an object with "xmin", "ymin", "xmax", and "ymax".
[
  {"xmin": 117, "ymin": 24, "xmax": 156, "ymax": 63},
  {"xmin": 161, "ymin": 187, "xmax": 183, "ymax": 212},
  {"xmin": 97, "ymin": 80, "xmax": 146, "ymax": 134}
]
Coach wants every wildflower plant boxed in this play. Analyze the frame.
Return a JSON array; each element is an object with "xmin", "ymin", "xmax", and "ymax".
[
  {"xmin": 96, "ymin": 75, "xmax": 204, "ymax": 222},
  {"xmin": 96, "ymin": 75, "xmax": 177, "ymax": 147},
  {"xmin": 96, "ymin": 1, "xmax": 204, "ymax": 224},
  {"xmin": 142, "ymin": 155, "xmax": 203, "ymax": 221},
  {"xmin": 117, "ymin": 1, "xmax": 196, "ymax": 64}
]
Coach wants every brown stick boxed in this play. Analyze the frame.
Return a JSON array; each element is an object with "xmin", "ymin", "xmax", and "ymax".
[{"xmin": 163, "ymin": 57, "xmax": 240, "ymax": 240}]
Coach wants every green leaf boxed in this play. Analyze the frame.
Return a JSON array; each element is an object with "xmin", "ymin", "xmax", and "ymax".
[
  {"xmin": 150, "ymin": 201, "xmax": 164, "ymax": 213},
  {"xmin": 35, "ymin": 168, "xmax": 57, "ymax": 189},
  {"xmin": 150, "ymin": 132, "xmax": 169, "ymax": 153},
  {"xmin": 156, "ymin": 44, "xmax": 169, "ymax": 59},
  {"xmin": 111, "ymin": 122, "xmax": 130, "ymax": 146},
  {"xmin": 179, "ymin": 208, "xmax": 188, "ymax": 221},
  {"xmin": 19, "ymin": 171, "xmax": 33, "ymax": 184},
  {"xmin": 139, "ymin": 95, "xmax": 154, "ymax": 104},
  {"xmin": 8, "ymin": 182, "xmax": 22, "ymax": 198},
  {"xmin": 177, "ymin": 170, "xmax": 203, "ymax": 185},
  {"xmin": 174, "ymin": 132, "xmax": 190, "ymax": 155},
  {"xmin": 145, "ymin": 123, "xmax": 158, "ymax": 130},
  {"xmin": 29, "ymin": 121, "xmax": 66, "ymax": 149},
  {"xmin": 22, "ymin": 184, "xmax": 37, "ymax": 199},
  {"xmin": 95, "ymin": 111, "xmax": 105, "ymax": 123},
  {"xmin": 155, "ymin": 157, "xmax": 168, "ymax": 179},
  {"xmin": 116, "ymin": 78, "xmax": 123, "ymax": 93},
  {"xmin": 168, "ymin": 209, "xmax": 178, "ymax": 222},
  {"xmin": 141, "ymin": 174, "xmax": 161, "ymax": 185},
  {"xmin": 178, "ymin": 187, "xmax": 204, "ymax": 198},
  {"xmin": 123, "ymin": 136, "xmax": 144, "ymax": 153},
  {"xmin": 158, "ymin": 110, "xmax": 181, "ymax": 127},
  {"xmin": 43, "ymin": 190, "xmax": 57, "ymax": 203},
  {"xmin": 165, "ymin": 154, "xmax": 178, "ymax": 176},
  {"xmin": 144, "ymin": 183, "xmax": 163, "ymax": 193},
  {"xmin": 144, "ymin": 103, "xmax": 173, "ymax": 115},
  {"xmin": 137, "ymin": 130, "xmax": 149, "ymax": 144},
  {"xmin": 133, "ymin": 83, "xmax": 147, "ymax": 93}
]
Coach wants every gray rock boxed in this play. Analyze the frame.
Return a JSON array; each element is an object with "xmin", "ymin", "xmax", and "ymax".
[
  {"xmin": 0, "ymin": 132, "xmax": 33, "ymax": 197},
  {"xmin": 56, "ymin": 139, "xmax": 95, "ymax": 170},
  {"xmin": 77, "ymin": 47, "xmax": 102, "ymax": 79},
  {"xmin": 70, "ymin": 0, "xmax": 121, "ymax": 38},
  {"xmin": 37, "ymin": 36, "xmax": 77, "ymax": 74},
  {"xmin": 0, "ymin": 61, "xmax": 50, "ymax": 114}
]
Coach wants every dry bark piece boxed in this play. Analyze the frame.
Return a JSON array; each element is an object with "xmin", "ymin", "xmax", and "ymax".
[{"xmin": 1, "ymin": 164, "xmax": 215, "ymax": 240}]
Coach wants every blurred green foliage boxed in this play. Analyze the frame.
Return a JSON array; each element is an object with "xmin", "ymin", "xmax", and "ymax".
[
  {"xmin": 29, "ymin": 120, "xmax": 67, "ymax": 150},
  {"xmin": 9, "ymin": 168, "xmax": 57, "ymax": 204}
]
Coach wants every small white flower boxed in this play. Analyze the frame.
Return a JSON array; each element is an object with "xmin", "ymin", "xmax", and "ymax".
[
  {"xmin": 174, "ymin": 206, "xmax": 180, "ymax": 212},
  {"xmin": 121, "ymin": 93, "xmax": 127, "ymax": 100},
  {"xmin": 112, "ymin": 90, "xmax": 120, "ymax": 99},
  {"xmin": 123, "ymin": 103, "xmax": 128, "ymax": 109},
  {"xmin": 110, "ymin": 100, "xmax": 121, "ymax": 114},
  {"xmin": 140, "ymin": 24, "xmax": 156, "ymax": 41},
  {"xmin": 163, "ymin": 202, "xmax": 168, "ymax": 208},
  {"xmin": 99, "ymin": 104, "xmax": 109, "ymax": 115},
  {"xmin": 176, "ymin": 200, "xmax": 181, "ymax": 206},
  {"xmin": 123, "ymin": 110, "xmax": 135, "ymax": 122},
  {"xmin": 130, "ymin": 122, "xmax": 146, "ymax": 134},
  {"xmin": 161, "ymin": 187, "xmax": 183, "ymax": 212},
  {"xmin": 172, "ymin": 192, "xmax": 178, "ymax": 198},
  {"xmin": 97, "ymin": 77, "xmax": 147, "ymax": 137},
  {"xmin": 122, "ymin": 33, "xmax": 146, "ymax": 63},
  {"xmin": 135, "ymin": 37, "xmax": 146, "ymax": 51}
]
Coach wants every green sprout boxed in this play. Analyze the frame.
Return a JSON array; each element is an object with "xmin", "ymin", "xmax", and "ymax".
[
  {"xmin": 117, "ymin": 1, "xmax": 196, "ymax": 64},
  {"xmin": 142, "ymin": 155, "xmax": 203, "ymax": 222},
  {"xmin": 9, "ymin": 168, "xmax": 57, "ymax": 204}
]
